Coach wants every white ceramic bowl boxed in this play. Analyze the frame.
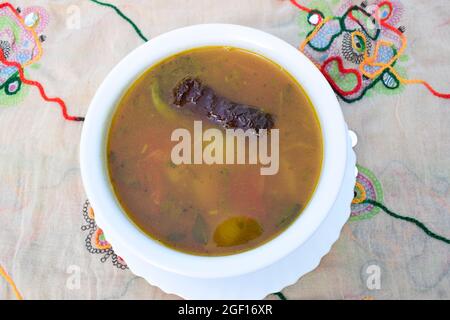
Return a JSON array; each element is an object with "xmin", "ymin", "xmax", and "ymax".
[{"xmin": 80, "ymin": 24, "xmax": 348, "ymax": 279}]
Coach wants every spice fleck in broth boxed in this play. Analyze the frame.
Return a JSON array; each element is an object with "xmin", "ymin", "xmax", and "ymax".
[{"xmin": 108, "ymin": 46, "xmax": 323, "ymax": 256}]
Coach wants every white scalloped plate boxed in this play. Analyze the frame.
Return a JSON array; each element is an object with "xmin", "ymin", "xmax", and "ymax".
[{"xmin": 96, "ymin": 134, "xmax": 356, "ymax": 300}]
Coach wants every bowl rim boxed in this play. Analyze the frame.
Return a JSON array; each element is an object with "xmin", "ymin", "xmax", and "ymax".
[{"xmin": 80, "ymin": 23, "xmax": 348, "ymax": 279}]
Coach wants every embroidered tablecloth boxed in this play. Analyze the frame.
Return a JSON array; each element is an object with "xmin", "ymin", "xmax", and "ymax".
[{"xmin": 0, "ymin": 0, "xmax": 449, "ymax": 300}]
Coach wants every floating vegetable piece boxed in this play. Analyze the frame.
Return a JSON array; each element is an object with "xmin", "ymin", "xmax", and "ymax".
[
  {"xmin": 151, "ymin": 81, "xmax": 176, "ymax": 120},
  {"xmin": 172, "ymin": 78, "xmax": 274, "ymax": 132},
  {"xmin": 277, "ymin": 203, "xmax": 301, "ymax": 227},
  {"xmin": 193, "ymin": 214, "xmax": 208, "ymax": 244},
  {"xmin": 213, "ymin": 216, "xmax": 262, "ymax": 247}
]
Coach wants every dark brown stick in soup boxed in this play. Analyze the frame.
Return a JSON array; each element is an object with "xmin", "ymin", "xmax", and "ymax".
[{"xmin": 172, "ymin": 78, "xmax": 274, "ymax": 132}]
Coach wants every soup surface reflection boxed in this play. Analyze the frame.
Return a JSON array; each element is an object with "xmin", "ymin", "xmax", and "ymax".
[{"xmin": 108, "ymin": 46, "xmax": 323, "ymax": 255}]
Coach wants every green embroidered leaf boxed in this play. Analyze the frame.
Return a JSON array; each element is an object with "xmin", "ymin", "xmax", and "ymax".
[{"xmin": 382, "ymin": 71, "xmax": 400, "ymax": 89}]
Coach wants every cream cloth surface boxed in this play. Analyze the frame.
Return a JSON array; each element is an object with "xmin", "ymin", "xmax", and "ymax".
[{"xmin": 0, "ymin": 0, "xmax": 449, "ymax": 299}]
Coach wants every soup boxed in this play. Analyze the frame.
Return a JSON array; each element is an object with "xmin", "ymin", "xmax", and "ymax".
[{"xmin": 107, "ymin": 46, "xmax": 323, "ymax": 256}]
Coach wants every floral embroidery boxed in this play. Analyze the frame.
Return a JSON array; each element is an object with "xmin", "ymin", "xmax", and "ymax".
[
  {"xmin": 291, "ymin": 0, "xmax": 450, "ymax": 102},
  {"xmin": 351, "ymin": 164, "xmax": 384, "ymax": 221},
  {"xmin": 0, "ymin": 4, "xmax": 47, "ymax": 105},
  {"xmin": 81, "ymin": 200, "xmax": 128, "ymax": 270}
]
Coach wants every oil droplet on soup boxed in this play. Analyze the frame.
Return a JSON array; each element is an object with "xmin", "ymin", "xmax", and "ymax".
[{"xmin": 107, "ymin": 46, "xmax": 323, "ymax": 256}]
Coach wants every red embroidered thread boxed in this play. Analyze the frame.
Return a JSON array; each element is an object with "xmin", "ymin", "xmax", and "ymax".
[
  {"xmin": 377, "ymin": 1, "xmax": 394, "ymax": 21},
  {"xmin": 421, "ymin": 82, "xmax": 450, "ymax": 99},
  {"xmin": 0, "ymin": 2, "xmax": 23, "ymax": 21},
  {"xmin": 0, "ymin": 49, "xmax": 84, "ymax": 121},
  {"xmin": 321, "ymin": 56, "xmax": 363, "ymax": 96},
  {"xmin": 290, "ymin": 0, "xmax": 312, "ymax": 13}
]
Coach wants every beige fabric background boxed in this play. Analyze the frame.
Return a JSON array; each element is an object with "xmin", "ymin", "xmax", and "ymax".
[{"xmin": 0, "ymin": 0, "xmax": 449, "ymax": 299}]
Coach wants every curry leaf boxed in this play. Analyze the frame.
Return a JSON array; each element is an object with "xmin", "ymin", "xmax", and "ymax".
[
  {"xmin": 193, "ymin": 214, "xmax": 208, "ymax": 245},
  {"xmin": 277, "ymin": 203, "xmax": 302, "ymax": 227}
]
